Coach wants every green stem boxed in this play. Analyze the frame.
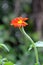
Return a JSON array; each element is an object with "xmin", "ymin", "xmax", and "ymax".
[{"xmin": 19, "ymin": 27, "xmax": 39, "ymax": 63}]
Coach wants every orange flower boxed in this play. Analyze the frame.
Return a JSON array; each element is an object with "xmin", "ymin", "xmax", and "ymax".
[{"xmin": 10, "ymin": 17, "xmax": 29, "ymax": 28}]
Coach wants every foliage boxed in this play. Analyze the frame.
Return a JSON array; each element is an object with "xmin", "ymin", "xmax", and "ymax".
[{"xmin": 0, "ymin": 0, "xmax": 43, "ymax": 65}]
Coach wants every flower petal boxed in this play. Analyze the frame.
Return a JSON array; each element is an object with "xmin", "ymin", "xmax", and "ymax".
[{"xmin": 10, "ymin": 17, "xmax": 29, "ymax": 28}]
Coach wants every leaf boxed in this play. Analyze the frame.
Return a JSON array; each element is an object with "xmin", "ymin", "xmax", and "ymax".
[
  {"xmin": 0, "ymin": 43, "xmax": 9, "ymax": 52},
  {"xmin": 28, "ymin": 41, "xmax": 43, "ymax": 51},
  {"xmin": 2, "ymin": 58, "xmax": 7, "ymax": 62},
  {"xmin": 35, "ymin": 41, "xmax": 43, "ymax": 47},
  {"xmin": 35, "ymin": 63, "xmax": 38, "ymax": 65},
  {"xmin": 35, "ymin": 62, "xmax": 40, "ymax": 65},
  {"xmin": 0, "ymin": 61, "xmax": 2, "ymax": 65},
  {"xmin": 4, "ymin": 61, "xmax": 14, "ymax": 65},
  {"xmin": 0, "ymin": 55, "xmax": 2, "ymax": 59},
  {"xmin": 28, "ymin": 44, "xmax": 33, "ymax": 51}
]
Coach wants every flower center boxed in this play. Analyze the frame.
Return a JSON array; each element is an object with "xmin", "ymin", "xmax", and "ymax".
[{"xmin": 18, "ymin": 20, "xmax": 22, "ymax": 24}]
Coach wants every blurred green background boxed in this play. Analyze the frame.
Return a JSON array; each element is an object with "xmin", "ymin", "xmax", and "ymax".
[{"xmin": 0, "ymin": 0, "xmax": 43, "ymax": 65}]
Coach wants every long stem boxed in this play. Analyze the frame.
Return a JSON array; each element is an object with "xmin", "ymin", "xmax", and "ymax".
[{"xmin": 19, "ymin": 27, "xmax": 39, "ymax": 63}]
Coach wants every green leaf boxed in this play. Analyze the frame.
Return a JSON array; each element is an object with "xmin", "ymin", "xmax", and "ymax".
[
  {"xmin": 28, "ymin": 41, "xmax": 43, "ymax": 51},
  {"xmin": 4, "ymin": 61, "xmax": 14, "ymax": 65},
  {"xmin": 35, "ymin": 41, "xmax": 43, "ymax": 47},
  {"xmin": 2, "ymin": 58, "xmax": 7, "ymax": 62},
  {"xmin": 0, "ymin": 55, "xmax": 2, "ymax": 59},
  {"xmin": 0, "ymin": 43, "xmax": 9, "ymax": 52},
  {"xmin": 28, "ymin": 44, "xmax": 33, "ymax": 51},
  {"xmin": 0, "ymin": 61, "xmax": 2, "ymax": 65},
  {"xmin": 35, "ymin": 62, "xmax": 40, "ymax": 65},
  {"xmin": 35, "ymin": 63, "xmax": 38, "ymax": 65}
]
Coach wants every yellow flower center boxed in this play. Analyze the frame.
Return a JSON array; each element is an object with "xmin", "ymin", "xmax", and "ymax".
[{"xmin": 18, "ymin": 20, "xmax": 22, "ymax": 24}]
